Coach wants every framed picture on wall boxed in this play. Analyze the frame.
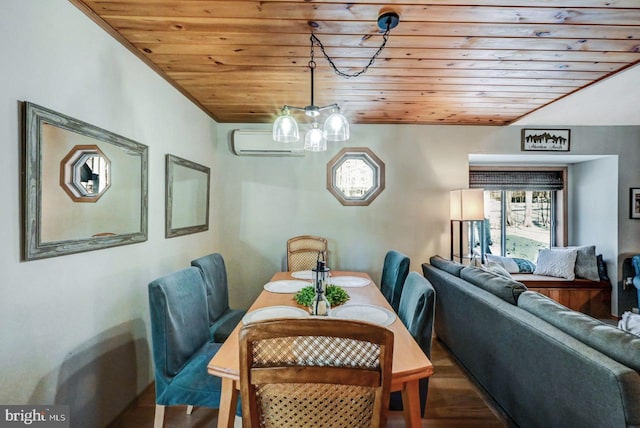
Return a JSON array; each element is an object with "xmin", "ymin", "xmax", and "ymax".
[
  {"xmin": 630, "ymin": 188, "xmax": 640, "ymax": 219},
  {"xmin": 521, "ymin": 129, "xmax": 570, "ymax": 152}
]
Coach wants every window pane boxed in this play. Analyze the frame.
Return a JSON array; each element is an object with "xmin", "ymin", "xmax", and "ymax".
[
  {"xmin": 484, "ymin": 190, "xmax": 552, "ymax": 261},
  {"xmin": 486, "ymin": 191, "xmax": 502, "ymax": 256},
  {"xmin": 504, "ymin": 190, "xmax": 551, "ymax": 260}
]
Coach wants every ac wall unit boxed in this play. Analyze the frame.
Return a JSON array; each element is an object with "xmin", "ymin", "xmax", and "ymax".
[{"xmin": 230, "ymin": 129, "xmax": 304, "ymax": 156}]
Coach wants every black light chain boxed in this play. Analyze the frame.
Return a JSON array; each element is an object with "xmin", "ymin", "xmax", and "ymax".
[{"xmin": 309, "ymin": 22, "xmax": 392, "ymax": 79}]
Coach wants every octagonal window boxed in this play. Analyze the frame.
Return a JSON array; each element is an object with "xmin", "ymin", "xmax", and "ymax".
[
  {"xmin": 60, "ymin": 145, "xmax": 111, "ymax": 202},
  {"xmin": 327, "ymin": 147, "xmax": 385, "ymax": 206}
]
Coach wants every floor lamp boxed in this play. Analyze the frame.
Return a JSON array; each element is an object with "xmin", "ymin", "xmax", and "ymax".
[{"xmin": 450, "ymin": 189, "xmax": 485, "ymax": 264}]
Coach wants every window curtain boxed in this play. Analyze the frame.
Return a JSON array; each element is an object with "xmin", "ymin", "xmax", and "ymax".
[{"xmin": 469, "ymin": 170, "xmax": 564, "ymax": 191}]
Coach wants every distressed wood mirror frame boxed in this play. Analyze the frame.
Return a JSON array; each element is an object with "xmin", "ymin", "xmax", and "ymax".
[
  {"xmin": 165, "ymin": 154, "xmax": 210, "ymax": 238},
  {"xmin": 22, "ymin": 102, "xmax": 149, "ymax": 261},
  {"xmin": 327, "ymin": 147, "xmax": 385, "ymax": 206}
]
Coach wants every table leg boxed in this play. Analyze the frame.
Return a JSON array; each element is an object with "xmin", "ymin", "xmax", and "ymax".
[
  {"xmin": 401, "ymin": 379, "xmax": 422, "ymax": 428},
  {"xmin": 217, "ymin": 378, "xmax": 238, "ymax": 428}
]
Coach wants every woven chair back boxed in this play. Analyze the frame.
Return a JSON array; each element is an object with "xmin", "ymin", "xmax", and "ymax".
[
  {"xmin": 239, "ymin": 318, "xmax": 393, "ymax": 428},
  {"xmin": 286, "ymin": 235, "xmax": 328, "ymax": 271}
]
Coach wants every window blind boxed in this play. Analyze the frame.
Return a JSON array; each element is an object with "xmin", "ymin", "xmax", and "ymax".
[{"xmin": 469, "ymin": 170, "xmax": 564, "ymax": 191}]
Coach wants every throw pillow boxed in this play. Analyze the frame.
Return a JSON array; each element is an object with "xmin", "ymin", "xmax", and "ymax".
[
  {"xmin": 534, "ymin": 248, "xmax": 578, "ymax": 280},
  {"xmin": 485, "ymin": 254, "xmax": 518, "ymax": 272},
  {"xmin": 485, "ymin": 254, "xmax": 536, "ymax": 273},
  {"xmin": 512, "ymin": 257, "xmax": 536, "ymax": 273},
  {"xmin": 574, "ymin": 246, "xmax": 600, "ymax": 281},
  {"xmin": 481, "ymin": 262, "xmax": 512, "ymax": 279},
  {"xmin": 596, "ymin": 254, "xmax": 610, "ymax": 282},
  {"xmin": 557, "ymin": 245, "xmax": 600, "ymax": 282}
]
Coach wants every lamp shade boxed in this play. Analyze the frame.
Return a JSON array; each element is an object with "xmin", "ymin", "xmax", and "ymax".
[
  {"xmin": 304, "ymin": 124, "xmax": 327, "ymax": 152},
  {"xmin": 323, "ymin": 112, "xmax": 349, "ymax": 142},
  {"xmin": 273, "ymin": 113, "xmax": 300, "ymax": 143},
  {"xmin": 450, "ymin": 189, "xmax": 485, "ymax": 221}
]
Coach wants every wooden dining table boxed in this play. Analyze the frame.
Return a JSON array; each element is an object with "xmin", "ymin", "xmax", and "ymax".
[{"xmin": 207, "ymin": 271, "xmax": 434, "ymax": 428}]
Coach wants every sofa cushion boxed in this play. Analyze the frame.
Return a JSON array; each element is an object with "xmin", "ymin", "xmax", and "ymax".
[
  {"xmin": 460, "ymin": 266, "xmax": 527, "ymax": 305},
  {"xmin": 518, "ymin": 291, "xmax": 640, "ymax": 373},
  {"xmin": 429, "ymin": 255, "xmax": 464, "ymax": 277}
]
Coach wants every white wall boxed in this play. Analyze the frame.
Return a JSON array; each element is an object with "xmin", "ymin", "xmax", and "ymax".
[
  {"xmin": 569, "ymin": 157, "xmax": 619, "ymax": 309},
  {"xmin": 3, "ymin": 1, "xmax": 640, "ymax": 424},
  {"xmin": 0, "ymin": 1, "xmax": 218, "ymax": 426},
  {"xmin": 215, "ymin": 124, "xmax": 640, "ymax": 316}
]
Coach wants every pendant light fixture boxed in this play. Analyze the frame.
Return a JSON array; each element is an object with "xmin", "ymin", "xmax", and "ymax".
[{"xmin": 273, "ymin": 11, "xmax": 400, "ymax": 151}]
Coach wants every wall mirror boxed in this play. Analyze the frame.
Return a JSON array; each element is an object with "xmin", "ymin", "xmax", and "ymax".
[
  {"xmin": 327, "ymin": 147, "xmax": 385, "ymax": 206},
  {"xmin": 165, "ymin": 154, "xmax": 210, "ymax": 238},
  {"xmin": 23, "ymin": 102, "xmax": 149, "ymax": 261},
  {"xmin": 60, "ymin": 144, "xmax": 111, "ymax": 202}
]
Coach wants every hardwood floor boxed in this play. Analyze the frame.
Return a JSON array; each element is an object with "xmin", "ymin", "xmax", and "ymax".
[{"xmin": 109, "ymin": 338, "xmax": 507, "ymax": 427}]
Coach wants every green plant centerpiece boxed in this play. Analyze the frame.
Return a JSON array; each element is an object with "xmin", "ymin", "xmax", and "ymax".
[{"xmin": 294, "ymin": 284, "xmax": 349, "ymax": 307}]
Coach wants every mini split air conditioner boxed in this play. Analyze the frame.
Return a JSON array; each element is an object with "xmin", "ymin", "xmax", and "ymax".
[{"xmin": 230, "ymin": 129, "xmax": 304, "ymax": 156}]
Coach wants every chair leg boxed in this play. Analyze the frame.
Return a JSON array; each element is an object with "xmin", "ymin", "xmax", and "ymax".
[
  {"xmin": 186, "ymin": 405, "xmax": 194, "ymax": 415},
  {"xmin": 153, "ymin": 404, "xmax": 165, "ymax": 428}
]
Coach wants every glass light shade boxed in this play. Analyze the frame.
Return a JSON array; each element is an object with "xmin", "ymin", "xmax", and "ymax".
[
  {"xmin": 273, "ymin": 113, "xmax": 300, "ymax": 143},
  {"xmin": 304, "ymin": 125, "xmax": 327, "ymax": 152},
  {"xmin": 323, "ymin": 112, "xmax": 349, "ymax": 142},
  {"xmin": 450, "ymin": 189, "xmax": 485, "ymax": 220}
]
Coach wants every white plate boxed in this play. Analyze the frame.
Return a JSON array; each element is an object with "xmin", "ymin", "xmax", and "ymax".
[
  {"xmin": 291, "ymin": 270, "xmax": 313, "ymax": 279},
  {"xmin": 328, "ymin": 276, "xmax": 370, "ymax": 288},
  {"xmin": 242, "ymin": 306, "xmax": 309, "ymax": 324},
  {"xmin": 264, "ymin": 280, "xmax": 311, "ymax": 293},
  {"xmin": 291, "ymin": 270, "xmax": 333, "ymax": 280},
  {"xmin": 329, "ymin": 304, "xmax": 396, "ymax": 327}
]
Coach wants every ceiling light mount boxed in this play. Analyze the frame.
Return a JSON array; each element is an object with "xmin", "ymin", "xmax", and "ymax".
[
  {"xmin": 377, "ymin": 11, "xmax": 400, "ymax": 31},
  {"xmin": 273, "ymin": 9, "xmax": 401, "ymax": 151}
]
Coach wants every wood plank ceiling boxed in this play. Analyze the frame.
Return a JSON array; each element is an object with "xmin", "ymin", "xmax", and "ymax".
[{"xmin": 71, "ymin": 0, "xmax": 640, "ymax": 126}]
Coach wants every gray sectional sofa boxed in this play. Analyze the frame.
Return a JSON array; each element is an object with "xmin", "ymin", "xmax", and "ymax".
[{"xmin": 423, "ymin": 256, "xmax": 640, "ymax": 428}]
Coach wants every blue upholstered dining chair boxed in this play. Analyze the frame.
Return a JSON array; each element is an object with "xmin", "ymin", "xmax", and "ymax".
[
  {"xmin": 381, "ymin": 250, "xmax": 410, "ymax": 312},
  {"xmin": 191, "ymin": 253, "xmax": 246, "ymax": 343},
  {"xmin": 631, "ymin": 255, "xmax": 640, "ymax": 308},
  {"xmin": 148, "ymin": 267, "xmax": 223, "ymax": 428},
  {"xmin": 390, "ymin": 271, "xmax": 436, "ymax": 416}
]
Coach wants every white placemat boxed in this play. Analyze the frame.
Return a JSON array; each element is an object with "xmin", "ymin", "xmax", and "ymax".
[
  {"xmin": 242, "ymin": 306, "xmax": 309, "ymax": 324},
  {"xmin": 329, "ymin": 304, "xmax": 396, "ymax": 327},
  {"xmin": 328, "ymin": 276, "xmax": 370, "ymax": 288},
  {"xmin": 264, "ymin": 279, "xmax": 311, "ymax": 293}
]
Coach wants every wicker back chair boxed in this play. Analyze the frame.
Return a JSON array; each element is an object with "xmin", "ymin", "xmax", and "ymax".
[
  {"xmin": 239, "ymin": 318, "xmax": 394, "ymax": 428},
  {"xmin": 286, "ymin": 235, "xmax": 328, "ymax": 271}
]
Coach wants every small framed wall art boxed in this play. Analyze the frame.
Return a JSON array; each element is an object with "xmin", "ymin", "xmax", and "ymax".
[
  {"xmin": 630, "ymin": 188, "xmax": 640, "ymax": 219},
  {"xmin": 521, "ymin": 128, "xmax": 570, "ymax": 152}
]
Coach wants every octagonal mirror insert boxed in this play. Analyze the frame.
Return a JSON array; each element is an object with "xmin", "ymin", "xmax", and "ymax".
[
  {"xmin": 60, "ymin": 144, "xmax": 111, "ymax": 202},
  {"xmin": 327, "ymin": 147, "xmax": 385, "ymax": 206}
]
